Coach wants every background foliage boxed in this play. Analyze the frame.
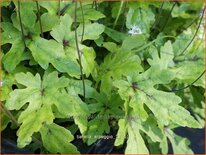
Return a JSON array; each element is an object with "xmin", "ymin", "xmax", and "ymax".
[{"xmin": 1, "ymin": 0, "xmax": 205, "ymax": 154}]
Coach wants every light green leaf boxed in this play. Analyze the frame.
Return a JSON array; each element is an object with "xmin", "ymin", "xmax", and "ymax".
[
  {"xmin": 126, "ymin": 118, "xmax": 149, "ymax": 154},
  {"xmin": 172, "ymin": 3, "xmax": 202, "ymax": 19},
  {"xmin": 166, "ymin": 128, "xmax": 194, "ymax": 154},
  {"xmin": 97, "ymin": 49, "xmax": 143, "ymax": 95},
  {"xmin": 2, "ymin": 22, "xmax": 22, "ymax": 45},
  {"xmin": 121, "ymin": 35, "xmax": 146, "ymax": 51},
  {"xmin": 104, "ymin": 27, "xmax": 127, "ymax": 43},
  {"xmin": 3, "ymin": 40, "xmax": 24, "ymax": 72},
  {"xmin": 14, "ymin": 2, "xmax": 37, "ymax": 28},
  {"xmin": 115, "ymin": 119, "xmax": 127, "ymax": 146},
  {"xmin": 78, "ymin": 23, "xmax": 105, "ymax": 41},
  {"xmin": 40, "ymin": 123, "xmax": 79, "ymax": 154},
  {"xmin": 103, "ymin": 42, "xmax": 118, "ymax": 53},
  {"xmin": 148, "ymin": 41, "xmax": 174, "ymax": 70},
  {"xmin": 50, "ymin": 14, "xmax": 75, "ymax": 45},
  {"xmin": 79, "ymin": 45, "xmax": 96, "ymax": 77},
  {"xmin": 6, "ymin": 71, "xmax": 78, "ymax": 147},
  {"xmin": 77, "ymin": 9, "xmax": 105, "ymax": 22},
  {"xmin": 39, "ymin": 1, "xmax": 59, "ymax": 15},
  {"xmin": 114, "ymin": 68, "xmax": 200, "ymax": 128},
  {"xmin": 28, "ymin": 37, "xmax": 80, "ymax": 77},
  {"xmin": 17, "ymin": 105, "xmax": 54, "ymax": 148},
  {"xmin": 32, "ymin": 13, "xmax": 60, "ymax": 34}
]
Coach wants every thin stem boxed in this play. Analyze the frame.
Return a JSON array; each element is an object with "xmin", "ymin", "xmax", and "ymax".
[
  {"xmin": 1, "ymin": 103, "xmax": 19, "ymax": 127},
  {"xmin": 92, "ymin": 0, "xmax": 95, "ymax": 9},
  {"xmin": 36, "ymin": 1, "xmax": 44, "ymax": 37},
  {"xmin": 132, "ymin": 35, "xmax": 175, "ymax": 52},
  {"xmin": 80, "ymin": 1, "xmax": 85, "ymax": 42},
  {"xmin": 113, "ymin": 0, "xmax": 124, "ymax": 29},
  {"xmin": 59, "ymin": 3, "xmax": 71, "ymax": 16},
  {"xmin": 74, "ymin": 1, "xmax": 85, "ymax": 100},
  {"xmin": 120, "ymin": 1, "xmax": 128, "ymax": 32},
  {"xmin": 178, "ymin": 7, "xmax": 205, "ymax": 56},
  {"xmin": 17, "ymin": 1, "xmax": 26, "ymax": 49},
  {"xmin": 151, "ymin": 1, "xmax": 164, "ymax": 30},
  {"xmin": 161, "ymin": 2, "xmax": 176, "ymax": 32},
  {"xmin": 170, "ymin": 70, "xmax": 205, "ymax": 92},
  {"xmin": 58, "ymin": 0, "xmax": 61, "ymax": 17}
]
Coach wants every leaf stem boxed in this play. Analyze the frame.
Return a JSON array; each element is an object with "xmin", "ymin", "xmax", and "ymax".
[
  {"xmin": 178, "ymin": 7, "xmax": 205, "ymax": 56},
  {"xmin": 80, "ymin": 1, "xmax": 85, "ymax": 43},
  {"xmin": 17, "ymin": 1, "xmax": 26, "ymax": 49},
  {"xmin": 58, "ymin": 0, "xmax": 61, "ymax": 17},
  {"xmin": 120, "ymin": 1, "xmax": 128, "ymax": 32},
  {"xmin": 170, "ymin": 70, "xmax": 205, "ymax": 92},
  {"xmin": 113, "ymin": 0, "xmax": 124, "ymax": 29},
  {"xmin": 1, "ymin": 103, "xmax": 19, "ymax": 127},
  {"xmin": 74, "ymin": 1, "xmax": 86, "ymax": 100},
  {"xmin": 132, "ymin": 35, "xmax": 175, "ymax": 52},
  {"xmin": 151, "ymin": 1, "xmax": 164, "ymax": 30},
  {"xmin": 36, "ymin": 1, "xmax": 44, "ymax": 38},
  {"xmin": 160, "ymin": 2, "xmax": 176, "ymax": 32}
]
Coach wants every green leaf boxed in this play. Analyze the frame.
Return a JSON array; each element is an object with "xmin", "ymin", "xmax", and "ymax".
[
  {"xmin": 3, "ymin": 40, "xmax": 24, "ymax": 72},
  {"xmin": 50, "ymin": 14, "xmax": 75, "ymax": 45},
  {"xmin": 17, "ymin": 105, "xmax": 54, "ymax": 148},
  {"xmin": 139, "ymin": 116, "xmax": 163, "ymax": 142},
  {"xmin": 104, "ymin": 27, "xmax": 127, "ymax": 43},
  {"xmin": 86, "ymin": 93, "xmax": 123, "ymax": 145},
  {"xmin": 172, "ymin": 47, "xmax": 205, "ymax": 87},
  {"xmin": 103, "ymin": 42, "xmax": 118, "ymax": 53},
  {"xmin": 172, "ymin": 3, "xmax": 202, "ymax": 19},
  {"xmin": 166, "ymin": 128, "xmax": 194, "ymax": 154},
  {"xmin": 50, "ymin": 14, "xmax": 96, "ymax": 77},
  {"xmin": 77, "ymin": 8, "xmax": 105, "ymax": 22},
  {"xmin": 1, "ymin": 110, "xmax": 11, "ymax": 131},
  {"xmin": 86, "ymin": 111, "xmax": 110, "ymax": 145},
  {"xmin": 40, "ymin": 123, "xmax": 79, "ymax": 154},
  {"xmin": 2, "ymin": 22, "xmax": 22, "ymax": 45},
  {"xmin": 1, "ymin": 22, "xmax": 25, "ymax": 72},
  {"xmin": 97, "ymin": 48, "xmax": 143, "ymax": 95},
  {"xmin": 32, "ymin": 13, "xmax": 60, "ymax": 34},
  {"xmin": 78, "ymin": 23, "xmax": 105, "ymax": 41},
  {"xmin": 125, "ymin": 118, "xmax": 149, "ymax": 154},
  {"xmin": 79, "ymin": 45, "xmax": 96, "ymax": 77},
  {"xmin": 114, "ymin": 68, "xmax": 200, "ymax": 128},
  {"xmin": 14, "ymin": 2, "xmax": 37, "ymax": 28},
  {"xmin": 148, "ymin": 41, "xmax": 174, "ymax": 70},
  {"xmin": 126, "ymin": 7, "xmax": 155, "ymax": 34},
  {"xmin": 121, "ymin": 34, "xmax": 146, "ymax": 51},
  {"xmin": 39, "ymin": 1, "xmax": 59, "ymax": 15},
  {"xmin": 28, "ymin": 37, "xmax": 80, "ymax": 77},
  {"xmin": 5, "ymin": 71, "xmax": 76, "ymax": 147},
  {"xmin": 114, "ymin": 119, "xmax": 127, "ymax": 146}
]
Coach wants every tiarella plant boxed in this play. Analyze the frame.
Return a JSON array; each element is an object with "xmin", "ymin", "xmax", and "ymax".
[{"xmin": 1, "ymin": 1, "xmax": 205, "ymax": 154}]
